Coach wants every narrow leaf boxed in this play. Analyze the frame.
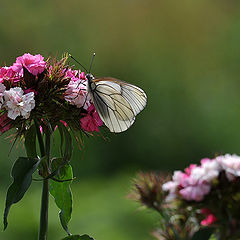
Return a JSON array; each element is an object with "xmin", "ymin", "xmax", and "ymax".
[
  {"xmin": 191, "ymin": 228, "xmax": 214, "ymax": 240},
  {"xmin": 62, "ymin": 234, "xmax": 94, "ymax": 240},
  {"xmin": 58, "ymin": 122, "xmax": 73, "ymax": 162},
  {"xmin": 50, "ymin": 158, "xmax": 73, "ymax": 235},
  {"xmin": 4, "ymin": 157, "xmax": 40, "ymax": 230},
  {"xmin": 24, "ymin": 124, "xmax": 37, "ymax": 158}
]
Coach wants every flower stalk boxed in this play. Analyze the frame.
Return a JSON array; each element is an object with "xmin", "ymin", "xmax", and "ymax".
[{"xmin": 35, "ymin": 120, "xmax": 51, "ymax": 240}]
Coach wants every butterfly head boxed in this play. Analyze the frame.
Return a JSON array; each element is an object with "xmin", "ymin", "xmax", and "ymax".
[
  {"xmin": 86, "ymin": 73, "xmax": 94, "ymax": 82},
  {"xmin": 86, "ymin": 73, "xmax": 96, "ymax": 91}
]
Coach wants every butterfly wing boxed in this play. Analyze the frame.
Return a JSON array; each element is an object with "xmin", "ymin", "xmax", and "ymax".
[{"xmin": 90, "ymin": 77, "xmax": 147, "ymax": 133}]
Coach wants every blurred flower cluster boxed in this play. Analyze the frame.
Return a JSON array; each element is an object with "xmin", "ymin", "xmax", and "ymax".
[
  {"xmin": 130, "ymin": 154, "xmax": 240, "ymax": 240},
  {"xmin": 0, "ymin": 53, "xmax": 103, "ymax": 138}
]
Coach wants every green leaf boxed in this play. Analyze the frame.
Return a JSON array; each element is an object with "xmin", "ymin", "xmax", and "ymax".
[
  {"xmin": 3, "ymin": 157, "xmax": 40, "ymax": 230},
  {"xmin": 58, "ymin": 122, "xmax": 73, "ymax": 162},
  {"xmin": 191, "ymin": 228, "xmax": 214, "ymax": 240},
  {"xmin": 24, "ymin": 124, "xmax": 37, "ymax": 158},
  {"xmin": 61, "ymin": 234, "xmax": 94, "ymax": 240},
  {"xmin": 50, "ymin": 158, "xmax": 73, "ymax": 235}
]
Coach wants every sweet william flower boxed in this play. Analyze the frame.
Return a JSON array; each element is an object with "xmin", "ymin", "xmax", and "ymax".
[
  {"xmin": 80, "ymin": 104, "xmax": 103, "ymax": 132},
  {"xmin": 0, "ymin": 67, "xmax": 16, "ymax": 82},
  {"xmin": 4, "ymin": 87, "xmax": 35, "ymax": 120},
  {"xmin": 12, "ymin": 53, "xmax": 46, "ymax": 76},
  {"xmin": 64, "ymin": 71, "xmax": 90, "ymax": 109}
]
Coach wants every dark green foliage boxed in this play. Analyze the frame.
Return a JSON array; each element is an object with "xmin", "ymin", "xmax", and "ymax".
[
  {"xmin": 3, "ymin": 157, "xmax": 40, "ymax": 230},
  {"xmin": 191, "ymin": 228, "xmax": 214, "ymax": 240},
  {"xmin": 58, "ymin": 122, "xmax": 73, "ymax": 162},
  {"xmin": 50, "ymin": 158, "xmax": 73, "ymax": 235},
  {"xmin": 24, "ymin": 124, "xmax": 37, "ymax": 158},
  {"xmin": 62, "ymin": 234, "xmax": 94, "ymax": 240}
]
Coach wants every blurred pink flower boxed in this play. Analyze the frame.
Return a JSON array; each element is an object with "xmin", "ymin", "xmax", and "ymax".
[
  {"xmin": 80, "ymin": 104, "xmax": 103, "ymax": 132},
  {"xmin": 163, "ymin": 161, "xmax": 214, "ymax": 202},
  {"xmin": 0, "ymin": 113, "xmax": 11, "ymax": 133},
  {"xmin": 184, "ymin": 164, "xmax": 197, "ymax": 176},
  {"xmin": 216, "ymin": 154, "xmax": 240, "ymax": 181},
  {"xmin": 191, "ymin": 159, "xmax": 220, "ymax": 183},
  {"xmin": 179, "ymin": 182, "xmax": 211, "ymax": 201},
  {"xmin": 12, "ymin": 53, "xmax": 46, "ymax": 76},
  {"xmin": 201, "ymin": 208, "xmax": 217, "ymax": 226}
]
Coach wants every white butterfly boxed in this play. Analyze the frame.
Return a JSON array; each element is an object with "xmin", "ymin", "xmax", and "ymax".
[{"xmin": 86, "ymin": 74, "xmax": 147, "ymax": 133}]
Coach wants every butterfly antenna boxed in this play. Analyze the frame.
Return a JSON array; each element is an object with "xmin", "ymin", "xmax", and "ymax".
[
  {"xmin": 89, "ymin": 52, "xmax": 96, "ymax": 73},
  {"xmin": 69, "ymin": 54, "xmax": 88, "ymax": 72}
]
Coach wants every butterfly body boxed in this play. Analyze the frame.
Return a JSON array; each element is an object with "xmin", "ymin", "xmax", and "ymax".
[{"xmin": 86, "ymin": 73, "xmax": 147, "ymax": 133}]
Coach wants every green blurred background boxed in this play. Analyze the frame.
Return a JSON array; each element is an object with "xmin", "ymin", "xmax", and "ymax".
[{"xmin": 1, "ymin": 0, "xmax": 240, "ymax": 239}]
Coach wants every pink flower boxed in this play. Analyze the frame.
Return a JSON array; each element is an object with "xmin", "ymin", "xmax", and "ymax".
[
  {"xmin": 80, "ymin": 105, "xmax": 103, "ymax": 132},
  {"xmin": 201, "ymin": 209, "xmax": 217, "ymax": 226},
  {"xmin": 0, "ymin": 113, "xmax": 11, "ymax": 133},
  {"xmin": 179, "ymin": 182, "xmax": 211, "ymax": 201},
  {"xmin": 184, "ymin": 164, "xmax": 197, "ymax": 176},
  {"xmin": 65, "ymin": 69, "xmax": 86, "ymax": 81},
  {"xmin": 79, "ymin": 72, "xmax": 85, "ymax": 79},
  {"xmin": 64, "ymin": 70, "xmax": 89, "ymax": 108},
  {"xmin": 4, "ymin": 87, "xmax": 35, "ymax": 120},
  {"xmin": 12, "ymin": 53, "xmax": 46, "ymax": 76},
  {"xmin": 163, "ymin": 161, "xmax": 214, "ymax": 202},
  {"xmin": 0, "ymin": 67, "xmax": 18, "ymax": 83},
  {"xmin": 65, "ymin": 69, "xmax": 78, "ymax": 79},
  {"xmin": 216, "ymin": 154, "xmax": 240, "ymax": 181}
]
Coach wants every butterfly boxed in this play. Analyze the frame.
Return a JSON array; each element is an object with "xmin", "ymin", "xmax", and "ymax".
[
  {"xmin": 69, "ymin": 54, "xmax": 147, "ymax": 133},
  {"xmin": 86, "ymin": 74, "xmax": 147, "ymax": 133}
]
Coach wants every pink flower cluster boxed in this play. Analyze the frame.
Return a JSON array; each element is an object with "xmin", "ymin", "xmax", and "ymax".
[
  {"xmin": 64, "ymin": 70, "xmax": 89, "ymax": 109},
  {"xmin": 162, "ymin": 154, "xmax": 240, "ymax": 202},
  {"xmin": 12, "ymin": 53, "xmax": 46, "ymax": 76},
  {"xmin": 0, "ymin": 54, "xmax": 40, "ymax": 125},
  {"xmin": 0, "ymin": 53, "xmax": 103, "ymax": 133}
]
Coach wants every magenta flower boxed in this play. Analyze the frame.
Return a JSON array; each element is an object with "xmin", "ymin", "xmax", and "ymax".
[
  {"xmin": 80, "ymin": 105, "xmax": 103, "ymax": 132},
  {"xmin": 12, "ymin": 53, "xmax": 46, "ymax": 76},
  {"xmin": 0, "ymin": 67, "xmax": 18, "ymax": 83},
  {"xmin": 201, "ymin": 209, "xmax": 217, "ymax": 226}
]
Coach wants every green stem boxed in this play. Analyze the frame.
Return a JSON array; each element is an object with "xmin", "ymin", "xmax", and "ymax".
[
  {"xmin": 39, "ymin": 178, "xmax": 49, "ymax": 240},
  {"xmin": 35, "ymin": 121, "xmax": 51, "ymax": 240},
  {"xmin": 35, "ymin": 120, "xmax": 45, "ymax": 158}
]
